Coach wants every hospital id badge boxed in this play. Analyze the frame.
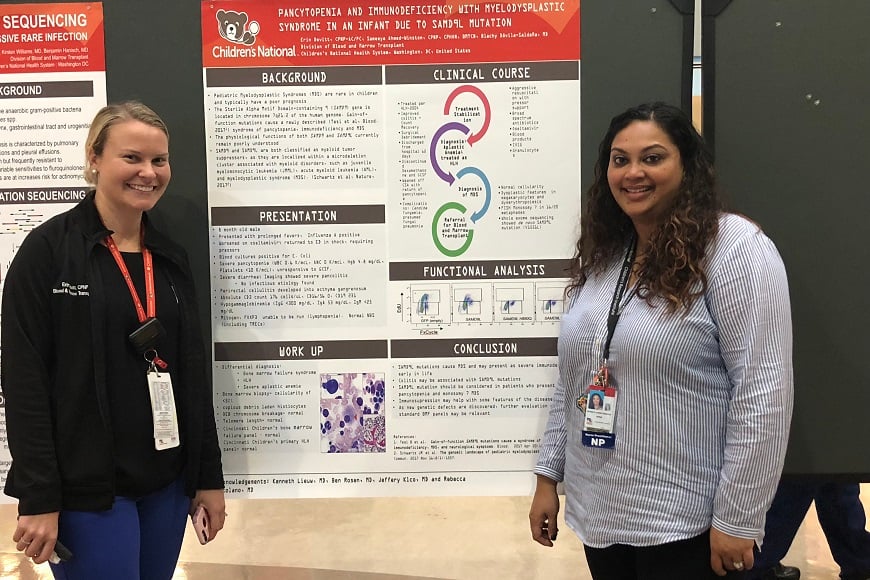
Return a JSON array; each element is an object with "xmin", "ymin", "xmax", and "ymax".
[
  {"xmin": 582, "ymin": 385, "xmax": 618, "ymax": 449},
  {"xmin": 147, "ymin": 370, "xmax": 180, "ymax": 450}
]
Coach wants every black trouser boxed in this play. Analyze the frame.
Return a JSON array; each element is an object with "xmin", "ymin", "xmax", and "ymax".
[
  {"xmin": 584, "ymin": 530, "xmax": 746, "ymax": 580},
  {"xmin": 749, "ymin": 480, "xmax": 870, "ymax": 580}
]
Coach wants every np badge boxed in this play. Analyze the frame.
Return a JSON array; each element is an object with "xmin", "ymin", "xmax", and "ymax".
[{"xmin": 582, "ymin": 431, "xmax": 615, "ymax": 449}]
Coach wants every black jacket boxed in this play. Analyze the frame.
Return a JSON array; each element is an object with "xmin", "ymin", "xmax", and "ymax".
[{"xmin": 1, "ymin": 192, "xmax": 223, "ymax": 515}]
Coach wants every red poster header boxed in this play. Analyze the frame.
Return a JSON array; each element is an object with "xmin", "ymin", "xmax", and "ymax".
[
  {"xmin": 203, "ymin": 0, "xmax": 579, "ymax": 68},
  {"xmin": 0, "ymin": 3, "xmax": 105, "ymax": 73}
]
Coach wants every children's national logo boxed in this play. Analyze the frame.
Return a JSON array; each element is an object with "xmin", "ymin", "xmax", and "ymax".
[{"xmin": 216, "ymin": 9, "xmax": 259, "ymax": 46}]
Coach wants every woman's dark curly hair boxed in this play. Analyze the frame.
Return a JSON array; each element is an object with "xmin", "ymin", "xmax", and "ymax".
[{"xmin": 568, "ymin": 102, "xmax": 723, "ymax": 312}]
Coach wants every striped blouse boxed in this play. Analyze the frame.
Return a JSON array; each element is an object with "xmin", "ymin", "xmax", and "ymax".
[{"xmin": 535, "ymin": 213, "xmax": 793, "ymax": 548}]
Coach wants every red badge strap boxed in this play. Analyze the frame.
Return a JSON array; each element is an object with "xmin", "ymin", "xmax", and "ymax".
[{"xmin": 105, "ymin": 234, "xmax": 167, "ymax": 370}]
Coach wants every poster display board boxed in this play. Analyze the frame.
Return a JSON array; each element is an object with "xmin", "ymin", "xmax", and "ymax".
[
  {"xmin": 0, "ymin": 2, "xmax": 107, "ymax": 498},
  {"xmin": 202, "ymin": 0, "xmax": 580, "ymax": 497}
]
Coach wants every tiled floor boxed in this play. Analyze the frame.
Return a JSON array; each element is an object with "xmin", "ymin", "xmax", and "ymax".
[{"xmin": 1, "ymin": 486, "xmax": 865, "ymax": 579}]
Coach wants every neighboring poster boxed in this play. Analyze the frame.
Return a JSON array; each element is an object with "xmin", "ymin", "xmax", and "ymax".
[
  {"xmin": 0, "ymin": 2, "xmax": 107, "ymax": 497},
  {"xmin": 202, "ymin": 0, "xmax": 580, "ymax": 497}
]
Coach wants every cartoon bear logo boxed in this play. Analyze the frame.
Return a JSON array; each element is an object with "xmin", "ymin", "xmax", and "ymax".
[{"xmin": 216, "ymin": 10, "xmax": 260, "ymax": 46}]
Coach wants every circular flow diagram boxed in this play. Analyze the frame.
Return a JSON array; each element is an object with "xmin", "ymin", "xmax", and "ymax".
[{"xmin": 429, "ymin": 85, "xmax": 492, "ymax": 258}]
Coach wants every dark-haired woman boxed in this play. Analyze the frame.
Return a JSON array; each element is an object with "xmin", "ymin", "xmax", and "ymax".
[{"xmin": 529, "ymin": 103, "xmax": 792, "ymax": 578}]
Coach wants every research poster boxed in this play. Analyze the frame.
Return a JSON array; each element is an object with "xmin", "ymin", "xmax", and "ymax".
[
  {"xmin": 0, "ymin": 2, "xmax": 107, "ymax": 498},
  {"xmin": 202, "ymin": 0, "xmax": 580, "ymax": 497}
]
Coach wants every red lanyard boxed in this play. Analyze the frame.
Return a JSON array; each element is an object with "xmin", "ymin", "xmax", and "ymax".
[{"xmin": 104, "ymin": 234, "xmax": 155, "ymax": 324}]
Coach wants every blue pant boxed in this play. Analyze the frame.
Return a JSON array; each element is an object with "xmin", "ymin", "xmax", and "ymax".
[
  {"xmin": 750, "ymin": 480, "xmax": 870, "ymax": 580},
  {"xmin": 49, "ymin": 478, "xmax": 190, "ymax": 580}
]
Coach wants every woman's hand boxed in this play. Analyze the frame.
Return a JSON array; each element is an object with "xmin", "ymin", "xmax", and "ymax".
[
  {"xmin": 191, "ymin": 489, "xmax": 227, "ymax": 540},
  {"xmin": 710, "ymin": 526, "xmax": 755, "ymax": 576},
  {"xmin": 13, "ymin": 512, "xmax": 59, "ymax": 564},
  {"xmin": 529, "ymin": 475, "xmax": 560, "ymax": 547}
]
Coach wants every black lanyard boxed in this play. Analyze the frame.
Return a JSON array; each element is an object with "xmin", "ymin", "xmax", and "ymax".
[{"xmin": 602, "ymin": 234, "xmax": 637, "ymax": 362}]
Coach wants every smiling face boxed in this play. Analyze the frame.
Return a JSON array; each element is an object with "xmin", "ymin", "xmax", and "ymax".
[
  {"xmin": 90, "ymin": 119, "xmax": 170, "ymax": 220},
  {"xmin": 591, "ymin": 393, "xmax": 603, "ymax": 409},
  {"xmin": 607, "ymin": 120, "xmax": 683, "ymax": 242}
]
